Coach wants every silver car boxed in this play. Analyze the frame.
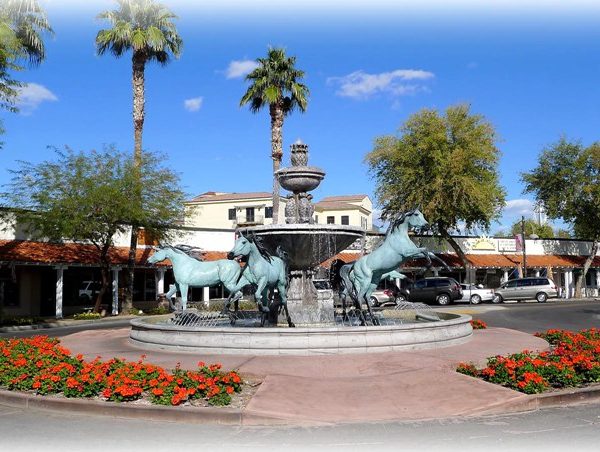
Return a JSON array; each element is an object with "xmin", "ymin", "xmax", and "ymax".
[
  {"xmin": 492, "ymin": 277, "xmax": 558, "ymax": 303},
  {"xmin": 457, "ymin": 284, "xmax": 495, "ymax": 304}
]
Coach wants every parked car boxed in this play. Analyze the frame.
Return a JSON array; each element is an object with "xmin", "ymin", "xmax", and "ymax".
[
  {"xmin": 407, "ymin": 277, "xmax": 463, "ymax": 305},
  {"xmin": 369, "ymin": 279, "xmax": 412, "ymax": 307},
  {"xmin": 78, "ymin": 280, "xmax": 101, "ymax": 302},
  {"xmin": 369, "ymin": 288, "xmax": 396, "ymax": 307},
  {"xmin": 456, "ymin": 284, "xmax": 495, "ymax": 304},
  {"xmin": 492, "ymin": 277, "xmax": 558, "ymax": 303}
]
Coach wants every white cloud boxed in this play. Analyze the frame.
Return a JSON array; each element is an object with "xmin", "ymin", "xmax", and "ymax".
[
  {"xmin": 503, "ymin": 198, "xmax": 535, "ymax": 217},
  {"xmin": 16, "ymin": 83, "xmax": 58, "ymax": 113},
  {"xmin": 183, "ymin": 96, "xmax": 203, "ymax": 112},
  {"xmin": 327, "ymin": 69, "xmax": 434, "ymax": 100},
  {"xmin": 225, "ymin": 59, "xmax": 259, "ymax": 79}
]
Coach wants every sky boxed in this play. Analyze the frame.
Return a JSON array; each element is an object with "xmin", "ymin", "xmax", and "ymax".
[{"xmin": 2, "ymin": 0, "xmax": 600, "ymax": 233}]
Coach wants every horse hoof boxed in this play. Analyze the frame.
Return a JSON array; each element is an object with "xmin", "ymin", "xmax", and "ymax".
[{"xmin": 289, "ymin": 322, "xmax": 295, "ymax": 328}]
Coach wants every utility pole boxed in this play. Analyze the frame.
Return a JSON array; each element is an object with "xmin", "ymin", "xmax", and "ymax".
[{"xmin": 521, "ymin": 215, "xmax": 527, "ymax": 277}]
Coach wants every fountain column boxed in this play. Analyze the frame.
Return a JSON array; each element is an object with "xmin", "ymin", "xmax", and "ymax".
[{"xmin": 276, "ymin": 141, "xmax": 335, "ymax": 325}]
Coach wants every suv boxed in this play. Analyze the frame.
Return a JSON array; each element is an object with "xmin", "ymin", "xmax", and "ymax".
[
  {"xmin": 493, "ymin": 277, "xmax": 558, "ymax": 303},
  {"xmin": 408, "ymin": 277, "xmax": 462, "ymax": 305}
]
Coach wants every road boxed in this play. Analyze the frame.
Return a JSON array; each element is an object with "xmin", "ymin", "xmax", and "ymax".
[
  {"xmin": 0, "ymin": 401, "xmax": 599, "ymax": 451},
  {"xmin": 438, "ymin": 299, "xmax": 600, "ymax": 334}
]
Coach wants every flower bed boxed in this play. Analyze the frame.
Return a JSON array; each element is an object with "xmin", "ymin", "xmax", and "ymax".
[
  {"xmin": 470, "ymin": 319, "xmax": 487, "ymax": 330},
  {"xmin": 0, "ymin": 336, "xmax": 242, "ymax": 406},
  {"xmin": 457, "ymin": 328, "xmax": 600, "ymax": 394}
]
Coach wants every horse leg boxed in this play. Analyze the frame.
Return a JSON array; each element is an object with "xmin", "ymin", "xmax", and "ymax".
[
  {"xmin": 361, "ymin": 285, "xmax": 379, "ymax": 326},
  {"xmin": 278, "ymin": 281, "xmax": 294, "ymax": 328},
  {"xmin": 180, "ymin": 283, "xmax": 189, "ymax": 311}
]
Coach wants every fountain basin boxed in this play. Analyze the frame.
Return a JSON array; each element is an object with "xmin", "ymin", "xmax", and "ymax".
[
  {"xmin": 129, "ymin": 313, "xmax": 473, "ymax": 355},
  {"xmin": 241, "ymin": 223, "xmax": 364, "ymax": 270}
]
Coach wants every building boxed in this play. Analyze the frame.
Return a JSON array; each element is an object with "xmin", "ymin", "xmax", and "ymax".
[
  {"xmin": 184, "ymin": 192, "xmax": 286, "ymax": 228},
  {"xmin": 314, "ymin": 194, "xmax": 373, "ymax": 231},
  {"xmin": 184, "ymin": 191, "xmax": 374, "ymax": 231}
]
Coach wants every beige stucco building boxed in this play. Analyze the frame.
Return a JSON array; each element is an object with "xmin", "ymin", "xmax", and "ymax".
[
  {"xmin": 314, "ymin": 194, "xmax": 373, "ymax": 231},
  {"xmin": 183, "ymin": 192, "xmax": 287, "ymax": 229},
  {"xmin": 184, "ymin": 191, "xmax": 374, "ymax": 231}
]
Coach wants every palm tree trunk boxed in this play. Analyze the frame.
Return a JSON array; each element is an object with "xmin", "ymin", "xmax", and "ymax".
[
  {"xmin": 123, "ymin": 51, "xmax": 146, "ymax": 314},
  {"xmin": 440, "ymin": 228, "xmax": 473, "ymax": 282},
  {"xmin": 270, "ymin": 103, "xmax": 284, "ymax": 224},
  {"xmin": 575, "ymin": 239, "xmax": 599, "ymax": 297}
]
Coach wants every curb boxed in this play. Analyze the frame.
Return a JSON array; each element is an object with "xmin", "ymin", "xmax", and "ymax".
[
  {"xmin": 0, "ymin": 389, "xmax": 244, "ymax": 425},
  {"xmin": 0, "ymin": 317, "xmax": 137, "ymax": 333},
  {"xmin": 2, "ymin": 384, "xmax": 600, "ymax": 425}
]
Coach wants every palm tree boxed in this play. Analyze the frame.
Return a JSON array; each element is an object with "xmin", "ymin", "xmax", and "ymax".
[
  {"xmin": 240, "ymin": 47, "xmax": 309, "ymax": 224},
  {"xmin": 96, "ymin": 0, "xmax": 182, "ymax": 313},
  {"xmin": 0, "ymin": 0, "xmax": 52, "ymax": 147},
  {"xmin": 1, "ymin": 0, "xmax": 53, "ymax": 66}
]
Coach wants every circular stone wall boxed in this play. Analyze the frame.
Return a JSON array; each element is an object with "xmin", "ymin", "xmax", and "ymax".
[{"xmin": 129, "ymin": 313, "xmax": 472, "ymax": 355}]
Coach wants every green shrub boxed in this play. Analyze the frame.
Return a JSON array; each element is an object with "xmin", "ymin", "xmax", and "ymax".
[
  {"xmin": 72, "ymin": 312, "xmax": 102, "ymax": 320},
  {"xmin": 0, "ymin": 316, "xmax": 44, "ymax": 327}
]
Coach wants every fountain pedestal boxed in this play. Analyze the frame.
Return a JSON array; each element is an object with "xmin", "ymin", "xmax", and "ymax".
[{"xmin": 281, "ymin": 270, "xmax": 334, "ymax": 326}]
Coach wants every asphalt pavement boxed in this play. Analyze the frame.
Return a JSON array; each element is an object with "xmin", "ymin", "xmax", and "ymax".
[
  {"xmin": 435, "ymin": 299, "xmax": 600, "ymax": 334},
  {"xmin": 1, "ymin": 401, "xmax": 599, "ymax": 451}
]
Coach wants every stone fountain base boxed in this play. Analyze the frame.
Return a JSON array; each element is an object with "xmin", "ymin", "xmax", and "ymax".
[{"xmin": 129, "ymin": 312, "xmax": 473, "ymax": 356}]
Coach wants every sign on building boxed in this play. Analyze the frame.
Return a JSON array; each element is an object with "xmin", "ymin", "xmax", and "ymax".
[{"xmin": 498, "ymin": 238, "xmax": 517, "ymax": 252}]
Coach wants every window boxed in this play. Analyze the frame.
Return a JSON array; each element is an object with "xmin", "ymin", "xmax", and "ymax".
[
  {"xmin": 265, "ymin": 207, "xmax": 273, "ymax": 219},
  {"xmin": 361, "ymin": 217, "xmax": 367, "ymax": 230},
  {"xmin": 414, "ymin": 280, "xmax": 427, "ymax": 289},
  {"xmin": 228, "ymin": 208, "xmax": 235, "ymax": 220},
  {"xmin": 515, "ymin": 280, "xmax": 528, "ymax": 287},
  {"xmin": 327, "ymin": 216, "xmax": 335, "ymax": 224},
  {"xmin": 315, "ymin": 215, "xmax": 319, "ymax": 223},
  {"xmin": 341, "ymin": 215, "xmax": 349, "ymax": 225},
  {"xmin": 505, "ymin": 280, "xmax": 518, "ymax": 288},
  {"xmin": 246, "ymin": 207, "xmax": 255, "ymax": 222}
]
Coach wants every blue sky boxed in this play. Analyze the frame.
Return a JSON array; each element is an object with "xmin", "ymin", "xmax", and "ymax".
[{"xmin": 2, "ymin": 0, "xmax": 600, "ymax": 233}]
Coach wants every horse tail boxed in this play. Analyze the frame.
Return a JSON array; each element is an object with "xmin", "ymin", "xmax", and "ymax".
[
  {"xmin": 340, "ymin": 263, "xmax": 357, "ymax": 301},
  {"xmin": 275, "ymin": 245, "xmax": 290, "ymax": 289}
]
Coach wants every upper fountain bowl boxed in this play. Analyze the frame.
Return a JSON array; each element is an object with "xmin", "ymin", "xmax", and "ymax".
[{"xmin": 276, "ymin": 166, "xmax": 325, "ymax": 193}]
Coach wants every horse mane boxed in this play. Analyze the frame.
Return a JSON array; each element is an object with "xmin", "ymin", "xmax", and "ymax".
[
  {"xmin": 162, "ymin": 245, "xmax": 205, "ymax": 262},
  {"xmin": 387, "ymin": 208, "xmax": 417, "ymax": 236},
  {"xmin": 245, "ymin": 233, "xmax": 273, "ymax": 263}
]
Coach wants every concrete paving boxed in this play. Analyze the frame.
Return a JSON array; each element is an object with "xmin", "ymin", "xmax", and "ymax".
[{"xmin": 58, "ymin": 327, "xmax": 549, "ymax": 425}]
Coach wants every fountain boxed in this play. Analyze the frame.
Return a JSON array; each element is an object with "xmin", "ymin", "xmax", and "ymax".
[
  {"xmin": 240, "ymin": 140, "xmax": 364, "ymax": 325},
  {"xmin": 129, "ymin": 141, "xmax": 473, "ymax": 355}
]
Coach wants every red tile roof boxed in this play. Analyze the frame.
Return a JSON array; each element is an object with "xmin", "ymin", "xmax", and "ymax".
[
  {"xmin": 320, "ymin": 194, "xmax": 368, "ymax": 202},
  {"xmin": 2, "ymin": 240, "xmax": 597, "ymax": 270},
  {"xmin": 0, "ymin": 240, "xmax": 158, "ymax": 267},
  {"xmin": 187, "ymin": 192, "xmax": 273, "ymax": 203},
  {"xmin": 314, "ymin": 201, "xmax": 360, "ymax": 210},
  {"xmin": 318, "ymin": 252, "xmax": 600, "ymax": 269}
]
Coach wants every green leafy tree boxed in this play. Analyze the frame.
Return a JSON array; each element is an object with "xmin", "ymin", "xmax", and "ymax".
[
  {"xmin": 0, "ymin": 147, "xmax": 184, "ymax": 313},
  {"xmin": 522, "ymin": 138, "xmax": 600, "ymax": 296},
  {"xmin": 0, "ymin": 0, "xmax": 53, "ymax": 146},
  {"xmin": 365, "ymin": 104, "xmax": 506, "ymax": 277},
  {"xmin": 240, "ymin": 47, "xmax": 309, "ymax": 223},
  {"xmin": 96, "ymin": 0, "xmax": 182, "ymax": 312},
  {"xmin": 510, "ymin": 218, "xmax": 554, "ymax": 238},
  {"xmin": 555, "ymin": 228, "xmax": 573, "ymax": 239}
]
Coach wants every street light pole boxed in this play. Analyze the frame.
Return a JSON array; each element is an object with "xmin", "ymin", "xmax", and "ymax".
[{"xmin": 521, "ymin": 215, "xmax": 527, "ymax": 277}]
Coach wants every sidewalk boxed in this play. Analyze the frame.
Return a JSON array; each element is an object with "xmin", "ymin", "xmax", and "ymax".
[{"xmin": 58, "ymin": 327, "xmax": 550, "ymax": 425}]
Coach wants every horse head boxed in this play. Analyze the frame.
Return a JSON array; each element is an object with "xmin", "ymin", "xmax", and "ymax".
[
  {"xmin": 148, "ymin": 246, "xmax": 169, "ymax": 264},
  {"xmin": 406, "ymin": 208, "xmax": 429, "ymax": 233},
  {"xmin": 227, "ymin": 233, "xmax": 254, "ymax": 260}
]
